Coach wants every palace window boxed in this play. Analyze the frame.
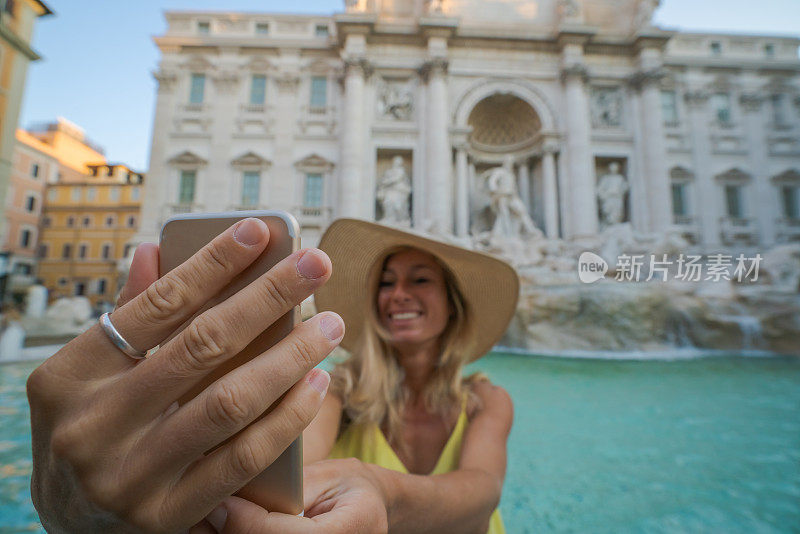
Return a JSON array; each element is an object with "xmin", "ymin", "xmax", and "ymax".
[
  {"xmin": 96, "ymin": 278, "xmax": 107, "ymax": 295},
  {"xmin": 105, "ymin": 215, "xmax": 116, "ymax": 227},
  {"xmin": 37, "ymin": 244, "xmax": 48, "ymax": 259},
  {"xmin": 310, "ymin": 76, "xmax": 327, "ymax": 110},
  {"xmin": 197, "ymin": 21, "xmax": 210, "ymax": 34},
  {"xmin": 110, "ymin": 186, "xmax": 121, "ymax": 201},
  {"xmin": 131, "ymin": 187, "xmax": 140, "ymax": 201},
  {"xmin": 661, "ymin": 91, "xmax": 679, "ymax": 125},
  {"xmin": 179, "ymin": 170, "xmax": 196, "ymax": 204},
  {"xmin": 47, "ymin": 189, "xmax": 57, "ymax": 201},
  {"xmin": 782, "ymin": 185, "xmax": 799, "ymax": 220},
  {"xmin": 25, "ymin": 195, "xmax": 36, "ymax": 212},
  {"xmin": 304, "ymin": 173, "xmax": 323, "ymax": 207},
  {"xmin": 102, "ymin": 243, "xmax": 113, "ymax": 260},
  {"xmin": 127, "ymin": 215, "xmax": 136, "ymax": 228},
  {"xmin": 255, "ymin": 22, "xmax": 269, "ymax": 35},
  {"xmin": 82, "ymin": 216, "xmax": 92, "ymax": 227},
  {"xmin": 78, "ymin": 244, "xmax": 88, "ymax": 259},
  {"xmin": 74, "ymin": 282, "xmax": 86, "ymax": 296},
  {"xmin": 765, "ymin": 43, "xmax": 775, "ymax": 58},
  {"xmin": 189, "ymin": 73, "xmax": 206, "ymax": 104},
  {"xmin": 87, "ymin": 187, "xmax": 97, "ymax": 201},
  {"xmin": 31, "ymin": 163, "xmax": 40, "ymax": 178},
  {"xmin": 242, "ymin": 171, "xmax": 261, "ymax": 207},
  {"xmin": 724, "ymin": 184, "xmax": 744, "ymax": 218},
  {"xmin": 711, "ymin": 93, "xmax": 732, "ymax": 124},
  {"xmin": 710, "ymin": 41, "xmax": 722, "ymax": 56},
  {"xmin": 250, "ymin": 75, "xmax": 267, "ymax": 105},
  {"xmin": 770, "ymin": 94, "xmax": 790, "ymax": 128},
  {"xmin": 671, "ymin": 183, "xmax": 688, "ymax": 217},
  {"xmin": 66, "ymin": 215, "xmax": 76, "ymax": 227},
  {"xmin": 71, "ymin": 187, "xmax": 81, "ymax": 201},
  {"xmin": 62, "ymin": 244, "xmax": 72, "ymax": 260},
  {"xmin": 315, "ymin": 24, "xmax": 329, "ymax": 37}
]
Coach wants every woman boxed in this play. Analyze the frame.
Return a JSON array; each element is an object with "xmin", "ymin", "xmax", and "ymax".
[{"xmin": 212, "ymin": 219, "xmax": 519, "ymax": 534}]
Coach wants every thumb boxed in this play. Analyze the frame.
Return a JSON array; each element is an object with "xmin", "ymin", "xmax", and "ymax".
[
  {"xmin": 208, "ymin": 496, "xmax": 312, "ymax": 534},
  {"xmin": 115, "ymin": 243, "xmax": 159, "ymax": 310}
]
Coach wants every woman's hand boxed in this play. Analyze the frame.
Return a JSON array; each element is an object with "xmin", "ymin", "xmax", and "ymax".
[
  {"xmin": 27, "ymin": 218, "xmax": 344, "ymax": 534},
  {"xmin": 193, "ymin": 458, "xmax": 389, "ymax": 534}
]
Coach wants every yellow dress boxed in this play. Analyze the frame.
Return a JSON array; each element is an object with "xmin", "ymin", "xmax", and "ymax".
[{"xmin": 328, "ymin": 402, "xmax": 505, "ymax": 534}]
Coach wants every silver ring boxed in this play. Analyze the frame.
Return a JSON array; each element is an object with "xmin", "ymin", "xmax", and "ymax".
[{"xmin": 99, "ymin": 312, "xmax": 147, "ymax": 360}]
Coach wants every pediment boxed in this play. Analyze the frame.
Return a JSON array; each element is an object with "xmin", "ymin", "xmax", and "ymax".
[
  {"xmin": 167, "ymin": 150, "xmax": 207, "ymax": 166},
  {"xmin": 771, "ymin": 169, "xmax": 800, "ymax": 184},
  {"xmin": 243, "ymin": 56, "xmax": 276, "ymax": 73},
  {"xmin": 294, "ymin": 153, "xmax": 334, "ymax": 171},
  {"xmin": 714, "ymin": 167, "xmax": 751, "ymax": 183},
  {"xmin": 231, "ymin": 151, "xmax": 272, "ymax": 168},
  {"xmin": 182, "ymin": 55, "xmax": 214, "ymax": 72}
]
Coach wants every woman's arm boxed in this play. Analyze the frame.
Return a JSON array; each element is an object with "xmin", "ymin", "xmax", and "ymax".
[
  {"xmin": 376, "ymin": 380, "xmax": 514, "ymax": 533},
  {"xmin": 302, "ymin": 391, "xmax": 343, "ymax": 464}
]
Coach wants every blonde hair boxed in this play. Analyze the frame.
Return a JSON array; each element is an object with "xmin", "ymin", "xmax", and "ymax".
[{"xmin": 330, "ymin": 246, "xmax": 486, "ymax": 450}]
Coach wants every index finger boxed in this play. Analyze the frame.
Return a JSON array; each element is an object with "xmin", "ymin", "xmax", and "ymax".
[{"xmin": 87, "ymin": 218, "xmax": 269, "ymax": 374}]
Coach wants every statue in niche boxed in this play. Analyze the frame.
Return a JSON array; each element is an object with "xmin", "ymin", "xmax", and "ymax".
[
  {"xmin": 597, "ymin": 162, "xmax": 629, "ymax": 227},
  {"xmin": 482, "ymin": 155, "xmax": 542, "ymax": 240},
  {"xmin": 345, "ymin": 0, "xmax": 367, "ymax": 12},
  {"xmin": 377, "ymin": 81, "xmax": 414, "ymax": 121},
  {"xmin": 634, "ymin": 0, "xmax": 660, "ymax": 30},
  {"xmin": 377, "ymin": 156, "xmax": 412, "ymax": 226},
  {"xmin": 426, "ymin": 0, "xmax": 445, "ymax": 14},
  {"xmin": 591, "ymin": 88, "xmax": 623, "ymax": 128},
  {"xmin": 558, "ymin": 0, "xmax": 581, "ymax": 21}
]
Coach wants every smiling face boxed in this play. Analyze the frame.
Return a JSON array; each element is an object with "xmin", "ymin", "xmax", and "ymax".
[{"xmin": 376, "ymin": 248, "xmax": 452, "ymax": 352}]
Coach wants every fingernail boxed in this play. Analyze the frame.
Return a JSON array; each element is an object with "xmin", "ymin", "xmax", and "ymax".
[
  {"xmin": 207, "ymin": 504, "xmax": 227, "ymax": 533},
  {"xmin": 296, "ymin": 249, "xmax": 327, "ymax": 279},
  {"xmin": 308, "ymin": 369, "xmax": 331, "ymax": 396},
  {"xmin": 319, "ymin": 312, "xmax": 344, "ymax": 341},
  {"xmin": 233, "ymin": 218, "xmax": 266, "ymax": 246}
]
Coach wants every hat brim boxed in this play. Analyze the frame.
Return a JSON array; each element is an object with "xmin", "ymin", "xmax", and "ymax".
[{"xmin": 314, "ymin": 219, "xmax": 520, "ymax": 362}]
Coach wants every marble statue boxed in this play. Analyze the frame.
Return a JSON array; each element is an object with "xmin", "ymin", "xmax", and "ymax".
[
  {"xmin": 591, "ymin": 88, "xmax": 622, "ymax": 128},
  {"xmin": 634, "ymin": 0, "xmax": 660, "ymax": 30},
  {"xmin": 345, "ymin": 0, "xmax": 367, "ymax": 12},
  {"xmin": 377, "ymin": 156, "xmax": 412, "ymax": 226},
  {"xmin": 597, "ymin": 162, "xmax": 629, "ymax": 227},
  {"xmin": 427, "ymin": 0, "xmax": 445, "ymax": 14},
  {"xmin": 25, "ymin": 285, "xmax": 48, "ymax": 318},
  {"xmin": 377, "ymin": 81, "xmax": 413, "ymax": 121},
  {"xmin": 558, "ymin": 0, "xmax": 581, "ymax": 21},
  {"xmin": 483, "ymin": 155, "xmax": 541, "ymax": 240}
]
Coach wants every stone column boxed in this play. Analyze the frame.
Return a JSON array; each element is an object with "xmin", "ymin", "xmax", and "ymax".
[
  {"xmin": 542, "ymin": 145, "xmax": 560, "ymax": 239},
  {"xmin": 422, "ymin": 58, "xmax": 452, "ymax": 233},
  {"xmin": 740, "ymin": 93, "xmax": 774, "ymax": 246},
  {"xmin": 685, "ymin": 91, "xmax": 719, "ymax": 247},
  {"xmin": 273, "ymin": 69, "xmax": 301, "ymax": 210},
  {"xmin": 339, "ymin": 59, "xmax": 368, "ymax": 219},
  {"xmin": 134, "ymin": 67, "xmax": 178, "ymax": 243},
  {"xmin": 633, "ymin": 69, "xmax": 671, "ymax": 233},
  {"xmin": 561, "ymin": 64, "xmax": 597, "ymax": 238},
  {"xmin": 517, "ymin": 160, "xmax": 531, "ymax": 212},
  {"xmin": 207, "ymin": 67, "xmax": 240, "ymax": 211},
  {"xmin": 455, "ymin": 146, "xmax": 469, "ymax": 237}
]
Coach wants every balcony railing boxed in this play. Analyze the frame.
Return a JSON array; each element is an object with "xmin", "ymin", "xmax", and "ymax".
[
  {"xmin": 292, "ymin": 205, "xmax": 332, "ymax": 228},
  {"xmin": 775, "ymin": 217, "xmax": 800, "ymax": 243},
  {"xmin": 719, "ymin": 216, "xmax": 758, "ymax": 245},
  {"xmin": 164, "ymin": 203, "xmax": 205, "ymax": 217}
]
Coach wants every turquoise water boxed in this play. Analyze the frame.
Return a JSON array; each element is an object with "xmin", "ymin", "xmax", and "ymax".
[{"xmin": 2, "ymin": 353, "xmax": 799, "ymax": 533}]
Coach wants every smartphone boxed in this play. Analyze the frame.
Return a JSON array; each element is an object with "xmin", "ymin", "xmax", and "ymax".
[{"xmin": 159, "ymin": 210, "xmax": 303, "ymax": 515}]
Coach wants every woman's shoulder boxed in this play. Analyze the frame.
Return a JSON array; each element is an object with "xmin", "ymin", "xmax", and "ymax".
[{"xmin": 464, "ymin": 376, "xmax": 513, "ymax": 421}]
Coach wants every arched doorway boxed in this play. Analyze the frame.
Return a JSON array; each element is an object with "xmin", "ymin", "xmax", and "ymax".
[{"xmin": 464, "ymin": 93, "xmax": 547, "ymax": 236}]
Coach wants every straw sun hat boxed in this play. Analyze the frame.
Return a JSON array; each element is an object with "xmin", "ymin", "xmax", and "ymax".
[{"xmin": 314, "ymin": 218, "xmax": 520, "ymax": 362}]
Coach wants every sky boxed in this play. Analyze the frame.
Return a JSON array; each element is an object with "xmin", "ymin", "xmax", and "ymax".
[{"xmin": 18, "ymin": 0, "xmax": 800, "ymax": 172}]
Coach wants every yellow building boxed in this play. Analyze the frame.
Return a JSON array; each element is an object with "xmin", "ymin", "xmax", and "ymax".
[
  {"xmin": 26, "ymin": 120, "xmax": 144, "ymax": 307},
  {"xmin": 0, "ymin": 0, "xmax": 52, "ymax": 250}
]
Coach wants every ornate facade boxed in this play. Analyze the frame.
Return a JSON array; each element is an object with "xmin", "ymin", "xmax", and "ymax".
[{"xmin": 137, "ymin": 0, "xmax": 800, "ymax": 251}]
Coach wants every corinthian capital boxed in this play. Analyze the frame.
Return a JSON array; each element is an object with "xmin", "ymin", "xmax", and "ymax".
[
  {"xmin": 419, "ymin": 58, "xmax": 449, "ymax": 81},
  {"xmin": 629, "ymin": 68, "xmax": 666, "ymax": 91},
  {"xmin": 683, "ymin": 90, "xmax": 709, "ymax": 108},
  {"xmin": 153, "ymin": 69, "xmax": 178, "ymax": 93},
  {"xmin": 739, "ymin": 93, "xmax": 764, "ymax": 112},
  {"xmin": 344, "ymin": 58, "xmax": 374, "ymax": 78},
  {"xmin": 560, "ymin": 64, "xmax": 589, "ymax": 84}
]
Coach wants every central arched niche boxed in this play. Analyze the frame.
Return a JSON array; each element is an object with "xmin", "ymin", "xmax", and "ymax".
[{"xmin": 467, "ymin": 93, "xmax": 541, "ymax": 152}]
